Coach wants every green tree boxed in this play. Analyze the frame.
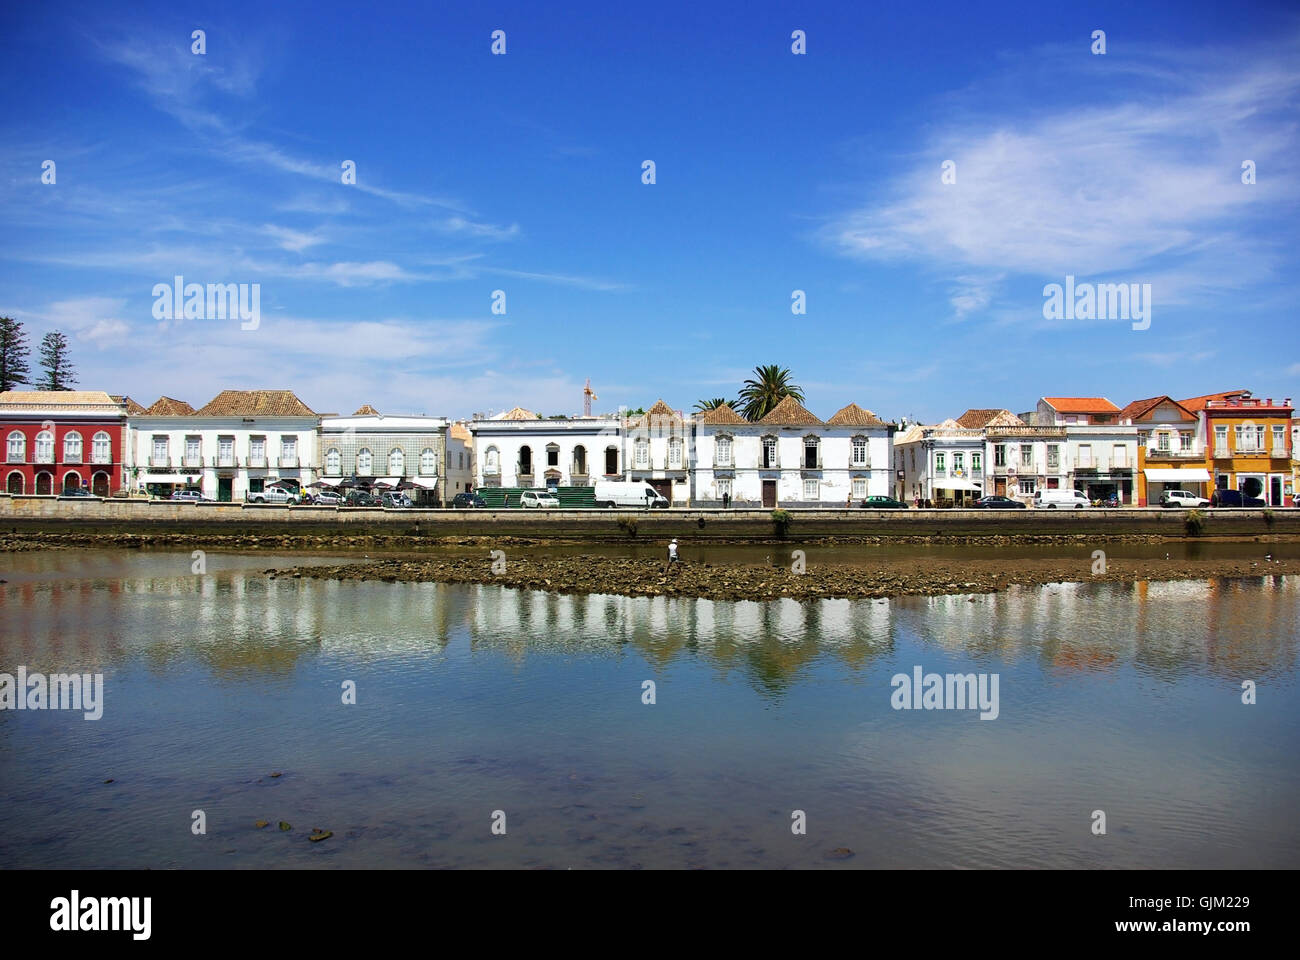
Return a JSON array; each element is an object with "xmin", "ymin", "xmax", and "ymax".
[
  {"xmin": 693, "ymin": 397, "xmax": 735, "ymax": 414},
  {"xmin": 0, "ymin": 316, "xmax": 31, "ymax": 392},
  {"xmin": 737, "ymin": 365, "xmax": 804, "ymax": 421},
  {"xmin": 39, "ymin": 331, "xmax": 77, "ymax": 391}
]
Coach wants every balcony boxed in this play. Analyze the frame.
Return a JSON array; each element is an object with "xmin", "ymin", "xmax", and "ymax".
[
  {"xmin": 64, "ymin": 453, "xmax": 82, "ymax": 465},
  {"xmin": 182, "ymin": 455, "xmax": 203, "ymax": 469},
  {"xmin": 1146, "ymin": 447, "xmax": 1201, "ymax": 459},
  {"xmin": 211, "ymin": 455, "xmax": 239, "ymax": 468},
  {"xmin": 1046, "ymin": 459, "xmax": 1061, "ymax": 472},
  {"xmin": 1213, "ymin": 445, "xmax": 1230, "ymax": 458},
  {"xmin": 149, "ymin": 455, "xmax": 171, "ymax": 468},
  {"xmin": 247, "ymin": 456, "xmax": 268, "ymax": 469},
  {"xmin": 277, "ymin": 456, "xmax": 299, "ymax": 469}
]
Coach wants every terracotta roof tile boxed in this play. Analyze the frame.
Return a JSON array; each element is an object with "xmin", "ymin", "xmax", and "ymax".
[
  {"xmin": 956, "ymin": 408, "xmax": 1024, "ymax": 428},
  {"xmin": 144, "ymin": 396, "xmax": 196, "ymax": 416},
  {"xmin": 194, "ymin": 390, "xmax": 316, "ymax": 417},
  {"xmin": 114, "ymin": 395, "xmax": 147, "ymax": 415},
  {"xmin": 353, "ymin": 404, "xmax": 380, "ymax": 416},
  {"xmin": 696, "ymin": 402, "xmax": 747, "ymax": 425},
  {"xmin": 1118, "ymin": 395, "xmax": 1196, "ymax": 422},
  {"xmin": 825, "ymin": 402, "xmax": 885, "ymax": 427},
  {"xmin": 1041, "ymin": 397, "xmax": 1120, "ymax": 414},
  {"xmin": 0, "ymin": 390, "xmax": 119, "ymax": 405},
  {"xmin": 494, "ymin": 406, "xmax": 539, "ymax": 420},
  {"xmin": 759, "ymin": 395, "xmax": 822, "ymax": 426},
  {"xmin": 1179, "ymin": 390, "xmax": 1249, "ymax": 412}
]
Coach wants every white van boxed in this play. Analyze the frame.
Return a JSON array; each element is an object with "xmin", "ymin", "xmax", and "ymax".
[
  {"xmin": 1033, "ymin": 489, "xmax": 1091, "ymax": 509},
  {"xmin": 593, "ymin": 480, "xmax": 669, "ymax": 508}
]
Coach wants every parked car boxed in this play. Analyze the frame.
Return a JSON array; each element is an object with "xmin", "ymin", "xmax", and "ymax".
[
  {"xmin": 970, "ymin": 495, "xmax": 1027, "ymax": 509},
  {"xmin": 247, "ymin": 486, "xmax": 298, "ymax": 505},
  {"xmin": 345, "ymin": 491, "xmax": 379, "ymax": 507},
  {"xmin": 519, "ymin": 490, "xmax": 560, "ymax": 509},
  {"xmin": 1033, "ymin": 489, "xmax": 1092, "ymax": 509},
  {"xmin": 170, "ymin": 489, "xmax": 205, "ymax": 502},
  {"xmin": 1160, "ymin": 489, "xmax": 1210, "ymax": 508},
  {"xmin": 314, "ymin": 490, "xmax": 344, "ymax": 505},
  {"xmin": 859, "ymin": 496, "xmax": 908, "ymax": 509},
  {"xmin": 380, "ymin": 491, "xmax": 413, "ymax": 508},
  {"xmin": 61, "ymin": 487, "xmax": 97, "ymax": 498},
  {"xmin": 452, "ymin": 492, "xmax": 487, "ymax": 508},
  {"xmin": 593, "ymin": 479, "xmax": 669, "ymax": 508},
  {"xmin": 1210, "ymin": 488, "xmax": 1265, "ymax": 507}
]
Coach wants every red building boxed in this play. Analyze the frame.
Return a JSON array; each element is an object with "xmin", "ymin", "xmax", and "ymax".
[{"xmin": 0, "ymin": 391, "xmax": 129, "ymax": 496}]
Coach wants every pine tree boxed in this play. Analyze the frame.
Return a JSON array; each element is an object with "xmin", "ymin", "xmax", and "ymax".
[
  {"xmin": 0, "ymin": 316, "xmax": 31, "ymax": 392},
  {"xmin": 38, "ymin": 331, "xmax": 77, "ymax": 391}
]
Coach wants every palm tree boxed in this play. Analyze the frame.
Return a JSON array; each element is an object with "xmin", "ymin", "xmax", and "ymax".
[
  {"xmin": 737, "ymin": 365, "xmax": 803, "ymax": 421},
  {"xmin": 693, "ymin": 397, "xmax": 735, "ymax": 414}
]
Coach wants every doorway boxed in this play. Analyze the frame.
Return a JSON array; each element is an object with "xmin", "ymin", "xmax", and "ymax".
[
  {"xmin": 218, "ymin": 477, "xmax": 233, "ymax": 502},
  {"xmin": 762, "ymin": 480, "xmax": 777, "ymax": 508}
]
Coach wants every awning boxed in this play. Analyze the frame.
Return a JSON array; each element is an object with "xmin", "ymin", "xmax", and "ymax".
[
  {"xmin": 1144, "ymin": 468, "xmax": 1211, "ymax": 482},
  {"xmin": 143, "ymin": 474, "xmax": 197, "ymax": 483},
  {"xmin": 937, "ymin": 477, "xmax": 984, "ymax": 492},
  {"xmin": 317, "ymin": 477, "xmax": 345, "ymax": 487},
  {"xmin": 372, "ymin": 477, "xmax": 400, "ymax": 488},
  {"xmin": 408, "ymin": 477, "xmax": 439, "ymax": 489}
]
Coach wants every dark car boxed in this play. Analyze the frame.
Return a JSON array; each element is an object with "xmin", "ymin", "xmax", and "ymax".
[
  {"xmin": 452, "ymin": 492, "xmax": 487, "ymax": 508},
  {"xmin": 61, "ymin": 487, "xmax": 96, "ymax": 498},
  {"xmin": 859, "ymin": 495, "xmax": 908, "ymax": 509},
  {"xmin": 1210, "ymin": 488, "xmax": 1265, "ymax": 507},
  {"xmin": 344, "ymin": 491, "xmax": 379, "ymax": 507},
  {"xmin": 970, "ymin": 495, "xmax": 1027, "ymax": 509}
]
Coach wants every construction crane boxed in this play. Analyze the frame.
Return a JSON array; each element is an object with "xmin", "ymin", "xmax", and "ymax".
[{"xmin": 583, "ymin": 378, "xmax": 597, "ymax": 417}]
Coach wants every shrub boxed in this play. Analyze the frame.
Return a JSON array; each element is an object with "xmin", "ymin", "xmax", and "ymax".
[
  {"xmin": 771, "ymin": 508, "xmax": 792, "ymax": 537},
  {"xmin": 1184, "ymin": 509, "xmax": 1205, "ymax": 537},
  {"xmin": 617, "ymin": 516, "xmax": 638, "ymax": 537}
]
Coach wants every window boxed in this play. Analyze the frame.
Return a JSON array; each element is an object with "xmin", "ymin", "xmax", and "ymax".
[
  {"xmin": 1180, "ymin": 432, "xmax": 1192, "ymax": 452},
  {"xmin": 7, "ymin": 431, "xmax": 25, "ymax": 463},
  {"xmin": 151, "ymin": 435, "xmax": 168, "ymax": 466},
  {"xmin": 909, "ymin": 448, "xmax": 915, "ymax": 469},
  {"xmin": 803, "ymin": 436, "xmax": 819, "ymax": 469},
  {"xmin": 218, "ymin": 436, "xmax": 234, "ymax": 465},
  {"xmin": 852, "ymin": 477, "xmax": 867, "ymax": 498},
  {"xmin": 1078, "ymin": 444, "xmax": 1093, "ymax": 468},
  {"xmin": 1273, "ymin": 425, "xmax": 1287, "ymax": 454},
  {"xmin": 484, "ymin": 446, "xmax": 500, "ymax": 473},
  {"xmin": 716, "ymin": 435, "xmax": 732, "ymax": 467},
  {"xmin": 280, "ymin": 436, "xmax": 296, "ymax": 466},
  {"xmin": 249, "ymin": 436, "xmax": 266, "ymax": 466},
  {"xmin": 634, "ymin": 438, "xmax": 649, "ymax": 468},
  {"xmin": 573, "ymin": 445, "xmax": 587, "ymax": 475},
  {"xmin": 357, "ymin": 447, "xmax": 373, "ymax": 475},
  {"xmin": 1046, "ymin": 444, "xmax": 1059, "ymax": 469},
  {"xmin": 971, "ymin": 452, "xmax": 982, "ymax": 474},
  {"xmin": 717, "ymin": 477, "xmax": 732, "ymax": 501},
  {"xmin": 518, "ymin": 446, "xmax": 532, "ymax": 474},
  {"xmin": 1157, "ymin": 431, "xmax": 1170, "ymax": 452},
  {"xmin": 63, "ymin": 431, "xmax": 82, "ymax": 463},
  {"xmin": 935, "ymin": 452, "xmax": 946, "ymax": 472},
  {"xmin": 803, "ymin": 478, "xmax": 819, "ymax": 500},
  {"xmin": 952, "ymin": 452, "xmax": 964, "ymax": 473},
  {"xmin": 388, "ymin": 448, "xmax": 404, "ymax": 476},
  {"xmin": 1020, "ymin": 445, "xmax": 1033, "ymax": 468},
  {"xmin": 994, "ymin": 444, "xmax": 1006, "ymax": 467},
  {"xmin": 326, "ymin": 448, "xmax": 341, "ymax": 474},
  {"xmin": 762, "ymin": 437, "xmax": 777, "ymax": 469},
  {"xmin": 547, "ymin": 444, "xmax": 560, "ymax": 468},
  {"xmin": 1019, "ymin": 478, "xmax": 1037, "ymax": 495},
  {"xmin": 183, "ymin": 435, "xmax": 200, "ymax": 467},
  {"xmin": 35, "ymin": 431, "xmax": 54, "ymax": 464},
  {"xmin": 851, "ymin": 437, "xmax": 868, "ymax": 466},
  {"xmin": 1214, "ymin": 425, "xmax": 1228, "ymax": 454},
  {"xmin": 668, "ymin": 437, "xmax": 683, "ymax": 469},
  {"xmin": 420, "ymin": 448, "xmax": 436, "ymax": 475},
  {"xmin": 93, "ymin": 431, "xmax": 112, "ymax": 464},
  {"xmin": 604, "ymin": 446, "xmax": 618, "ymax": 475},
  {"xmin": 1113, "ymin": 444, "xmax": 1127, "ymax": 468}
]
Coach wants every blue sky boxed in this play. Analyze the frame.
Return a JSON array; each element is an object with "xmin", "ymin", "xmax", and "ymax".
[{"xmin": 2, "ymin": 0, "xmax": 1298, "ymax": 421}]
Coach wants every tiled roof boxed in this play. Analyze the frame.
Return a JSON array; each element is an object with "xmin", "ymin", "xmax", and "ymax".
[
  {"xmin": 144, "ymin": 396, "xmax": 196, "ymax": 416},
  {"xmin": 114, "ymin": 395, "xmax": 147, "ymax": 415},
  {"xmin": 759, "ymin": 395, "xmax": 823, "ymax": 426},
  {"xmin": 194, "ymin": 390, "xmax": 316, "ymax": 417},
  {"xmin": 825, "ymin": 402, "xmax": 885, "ymax": 427},
  {"xmin": 955, "ymin": 408, "xmax": 1023, "ymax": 428},
  {"xmin": 893, "ymin": 424, "xmax": 926, "ymax": 444},
  {"xmin": 1041, "ymin": 397, "xmax": 1120, "ymax": 414},
  {"xmin": 449, "ymin": 422, "xmax": 472, "ymax": 442},
  {"xmin": 494, "ymin": 406, "xmax": 539, "ymax": 420},
  {"xmin": 1179, "ymin": 390, "xmax": 1249, "ymax": 412},
  {"xmin": 0, "ymin": 390, "xmax": 119, "ymax": 406},
  {"xmin": 631, "ymin": 399, "xmax": 685, "ymax": 429},
  {"xmin": 1118, "ymin": 396, "xmax": 1195, "ymax": 422},
  {"xmin": 353, "ymin": 404, "xmax": 380, "ymax": 416},
  {"xmin": 696, "ymin": 402, "xmax": 748, "ymax": 425}
]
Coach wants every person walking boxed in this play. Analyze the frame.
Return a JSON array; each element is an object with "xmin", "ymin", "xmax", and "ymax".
[{"xmin": 665, "ymin": 537, "xmax": 680, "ymax": 573}]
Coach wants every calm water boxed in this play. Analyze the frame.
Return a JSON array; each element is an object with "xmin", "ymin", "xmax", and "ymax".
[{"xmin": 1, "ymin": 549, "xmax": 1298, "ymax": 869}]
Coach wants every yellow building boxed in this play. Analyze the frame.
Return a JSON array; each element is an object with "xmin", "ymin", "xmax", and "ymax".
[{"xmin": 1181, "ymin": 390, "xmax": 1294, "ymax": 506}]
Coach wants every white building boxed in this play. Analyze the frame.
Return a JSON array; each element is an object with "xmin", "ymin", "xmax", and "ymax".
[
  {"xmin": 318, "ymin": 407, "xmax": 448, "ymax": 503},
  {"xmin": 471, "ymin": 406, "xmax": 622, "ymax": 489},
  {"xmin": 624, "ymin": 400, "xmax": 693, "ymax": 504},
  {"xmin": 127, "ymin": 390, "xmax": 319, "ymax": 501},
  {"xmin": 693, "ymin": 398, "xmax": 892, "ymax": 507},
  {"xmin": 892, "ymin": 420, "xmax": 987, "ymax": 506}
]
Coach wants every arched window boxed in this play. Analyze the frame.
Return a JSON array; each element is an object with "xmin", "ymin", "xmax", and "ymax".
[
  {"xmin": 35, "ymin": 430, "xmax": 54, "ymax": 464},
  {"xmin": 419, "ymin": 448, "xmax": 436, "ymax": 475},
  {"xmin": 803, "ymin": 435, "xmax": 820, "ymax": 469},
  {"xmin": 484, "ymin": 446, "xmax": 500, "ymax": 473},
  {"xmin": 35, "ymin": 472, "xmax": 52, "ymax": 495},
  {"xmin": 572, "ymin": 445, "xmax": 587, "ymax": 476},
  {"xmin": 6, "ymin": 471, "xmax": 23, "ymax": 494},
  {"xmin": 388, "ymin": 447, "xmax": 404, "ymax": 476},
  {"xmin": 604, "ymin": 445, "xmax": 618, "ymax": 475},
  {"xmin": 715, "ymin": 435, "xmax": 732, "ymax": 467},
  {"xmin": 64, "ymin": 431, "xmax": 82, "ymax": 463},
  {"xmin": 92, "ymin": 472, "xmax": 110, "ymax": 497},
  {"xmin": 325, "ymin": 447, "xmax": 341, "ymax": 474},
  {"xmin": 761, "ymin": 436, "xmax": 778, "ymax": 469},
  {"xmin": 356, "ymin": 448, "xmax": 373, "ymax": 475},
  {"xmin": 62, "ymin": 471, "xmax": 81, "ymax": 492},
  {"xmin": 6, "ymin": 431, "xmax": 24, "ymax": 463},
  {"xmin": 518, "ymin": 445, "xmax": 533, "ymax": 475},
  {"xmin": 92, "ymin": 431, "xmax": 111, "ymax": 464},
  {"xmin": 851, "ymin": 436, "xmax": 868, "ymax": 466}
]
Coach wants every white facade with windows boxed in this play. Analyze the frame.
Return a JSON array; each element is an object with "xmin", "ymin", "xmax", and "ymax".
[
  {"xmin": 471, "ymin": 412, "xmax": 621, "ymax": 489},
  {"xmin": 893, "ymin": 422, "xmax": 987, "ymax": 505},
  {"xmin": 318, "ymin": 413, "xmax": 448, "ymax": 502}
]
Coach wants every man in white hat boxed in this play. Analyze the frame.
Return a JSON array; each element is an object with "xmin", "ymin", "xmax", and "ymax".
[{"xmin": 665, "ymin": 538, "xmax": 680, "ymax": 573}]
